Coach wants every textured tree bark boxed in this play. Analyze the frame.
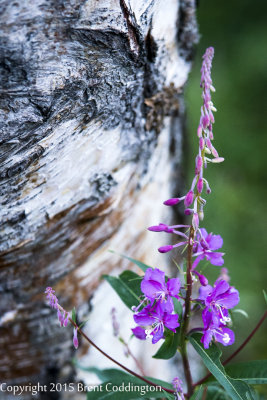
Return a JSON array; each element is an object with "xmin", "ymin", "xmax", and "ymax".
[{"xmin": 0, "ymin": 0, "xmax": 198, "ymax": 398}]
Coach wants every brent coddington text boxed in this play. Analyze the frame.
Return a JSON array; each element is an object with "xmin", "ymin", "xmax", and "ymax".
[{"xmin": 0, "ymin": 382, "xmax": 162, "ymax": 396}]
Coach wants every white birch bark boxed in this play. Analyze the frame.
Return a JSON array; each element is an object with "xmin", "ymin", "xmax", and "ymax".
[{"xmin": 0, "ymin": 0, "xmax": 198, "ymax": 397}]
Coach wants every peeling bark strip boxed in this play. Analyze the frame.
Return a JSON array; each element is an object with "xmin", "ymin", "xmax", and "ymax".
[{"xmin": 0, "ymin": 0, "xmax": 198, "ymax": 397}]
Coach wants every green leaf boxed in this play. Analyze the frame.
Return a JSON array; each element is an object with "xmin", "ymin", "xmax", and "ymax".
[
  {"xmin": 119, "ymin": 270, "xmax": 142, "ymax": 299},
  {"xmin": 172, "ymin": 297, "xmax": 183, "ymax": 319},
  {"xmin": 263, "ymin": 290, "xmax": 267, "ymax": 305},
  {"xmin": 109, "ymin": 251, "xmax": 151, "ymax": 273},
  {"xmin": 205, "ymin": 384, "xmax": 231, "ymax": 400},
  {"xmin": 190, "ymin": 386, "xmax": 204, "ymax": 400},
  {"xmin": 224, "ymin": 360, "xmax": 267, "ymax": 385},
  {"xmin": 103, "ymin": 275, "xmax": 140, "ymax": 309},
  {"xmin": 189, "ymin": 333, "xmax": 255, "ymax": 400},
  {"xmin": 71, "ymin": 307, "xmax": 76, "ymax": 323},
  {"xmin": 82, "ymin": 367, "xmax": 174, "ymax": 399},
  {"xmin": 78, "ymin": 319, "xmax": 88, "ymax": 330},
  {"xmin": 153, "ymin": 329, "xmax": 180, "ymax": 359}
]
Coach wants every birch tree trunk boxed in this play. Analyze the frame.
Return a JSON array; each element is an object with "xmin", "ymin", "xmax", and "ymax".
[{"xmin": 0, "ymin": 0, "xmax": 198, "ymax": 398}]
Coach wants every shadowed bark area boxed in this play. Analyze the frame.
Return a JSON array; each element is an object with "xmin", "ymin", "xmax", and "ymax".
[{"xmin": 0, "ymin": 0, "xmax": 198, "ymax": 398}]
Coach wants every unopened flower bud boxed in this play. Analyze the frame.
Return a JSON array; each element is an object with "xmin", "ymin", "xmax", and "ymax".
[
  {"xmin": 73, "ymin": 327, "xmax": 79, "ymax": 349},
  {"xmin": 195, "ymin": 155, "xmax": 203, "ymax": 175},
  {"xmin": 211, "ymin": 157, "xmax": 224, "ymax": 163},
  {"xmin": 63, "ymin": 313, "xmax": 69, "ymax": 327},
  {"xmin": 184, "ymin": 190, "xmax": 194, "ymax": 207},
  {"xmin": 202, "ymin": 114, "xmax": 209, "ymax": 128},
  {"xmin": 192, "ymin": 212, "xmax": 199, "ymax": 230},
  {"xmin": 148, "ymin": 224, "xmax": 168, "ymax": 232},
  {"xmin": 163, "ymin": 198, "xmax": 180, "ymax": 206},
  {"xmin": 197, "ymin": 124, "xmax": 202, "ymax": 137},
  {"xmin": 57, "ymin": 309, "xmax": 64, "ymax": 326},
  {"xmin": 158, "ymin": 245, "xmax": 173, "ymax": 253},
  {"xmin": 199, "ymin": 273, "xmax": 209, "ymax": 286},
  {"xmin": 211, "ymin": 146, "xmax": 219, "ymax": 158},
  {"xmin": 184, "ymin": 208, "xmax": 193, "ymax": 215},
  {"xmin": 197, "ymin": 178, "xmax": 203, "ymax": 193},
  {"xmin": 199, "ymin": 137, "xmax": 205, "ymax": 150}
]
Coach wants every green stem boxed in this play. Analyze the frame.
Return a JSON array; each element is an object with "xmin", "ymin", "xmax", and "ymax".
[{"xmin": 180, "ymin": 226, "xmax": 195, "ymax": 398}]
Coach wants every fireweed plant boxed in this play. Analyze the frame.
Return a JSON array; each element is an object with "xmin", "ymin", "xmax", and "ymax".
[{"xmin": 45, "ymin": 48, "xmax": 267, "ymax": 399}]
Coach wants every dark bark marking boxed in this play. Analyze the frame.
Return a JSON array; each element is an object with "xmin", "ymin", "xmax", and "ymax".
[
  {"xmin": 177, "ymin": 0, "xmax": 199, "ymax": 61},
  {"xmin": 1, "ymin": 145, "xmax": 45, "ymax": 180},
  {"xmin": 145, "ymin": 26, "xmax": 158, "ymax": 63},
  {"xmin": 119, "ymin": 0, "xmax": 143, "ymax": 59},
  {"xmin": 145, "ymin": 83, "xmax": 181, "ymax": 133}
]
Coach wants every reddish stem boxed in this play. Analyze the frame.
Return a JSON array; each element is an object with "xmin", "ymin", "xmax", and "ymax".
[
  {"xmin": 180, "ymin": 226, "xmax": 195, "ymax": 398},
  {"xmin": 68, "ymin": 317, "xmax": 175, "ymax": 394}
]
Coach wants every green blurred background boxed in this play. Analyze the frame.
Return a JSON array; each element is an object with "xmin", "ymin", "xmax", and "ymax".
[{"xmin": 185, "ymin": 0, "xmax": 267, "ymax": 368}]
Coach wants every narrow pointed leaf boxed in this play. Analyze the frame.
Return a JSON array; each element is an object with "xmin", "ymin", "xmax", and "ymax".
[
  {"xmin": 224, "ymin": 360, "xmax": 267, "ymax": 385},
  {"xmin": 119, "ymin": 270, "xmax": 142, "ymax": 298},
  {"xmin": 172, "ymin": 297, "xmax": 183, "ymax": 319},
  {"xmin": 153, "ymin": 329, "xmax": 180, "ymax": 360},
  {"xmin": 71, "ymin": 307, "xmax": 76, "ymax": 323},
  {"xmin": 103, "ymin": 275, "xmax": 140, "ymax": 309},
  {"xmin": 189, "ymin": 333, "xmax": 255, "ymax": 400}
]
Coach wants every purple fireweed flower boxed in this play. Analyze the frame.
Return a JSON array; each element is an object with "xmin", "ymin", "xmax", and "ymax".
[
  {"xmin": 140, "ymin": 268, "xmax": 181, "ymax": 303},
  {"xmin": 192, "ymin": 228, "xmax": 224, "ymax": 269},
  {"xmin": 133, "ymin": 301, "xmax": 179, "ymax": 344},
  {"xmin": 201, "ymin": 309, "xmax": 235, "ymax": 349},
  {"xmin": 199, "ymin": 279, "xmax": 239, "ymax": 326}
]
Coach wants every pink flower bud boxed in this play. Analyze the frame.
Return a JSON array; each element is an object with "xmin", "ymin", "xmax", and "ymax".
[
  {"xmin": 57, "ymin": 309, "xmax": 64, "ymax": 326},
  {"xmin": 202, "ymin": 114, "xmax": 209, "ymax": 128},
  {"xmin": 148, "ymin": 224, "xmax": 167, "ymax": 232},
  {"xmin": 194, "ymin": 270, "xmax": 209, "ymax": 286},
  {"xmin": 195, "ymin": 155, "xmax": 203, "ymax": 174},
  {"xmin": 163, "ymin": 198, "xmax": 180, "ymax": 206},
  {"xmin": 184, "ymin": 190, "xmax": 194, "ymax": 207},
  {"xmin": 192, "ymin": 212, "xmax": 199, "ymax": 230},
  {"xmin": 184, "ymin": 208, "xmax": 193, "ymax": 215},
  {"xmin": 63, "ymin": 313, "xmax": 69, "ymax": 327},
  {"xmin": 206, "ymin": 137, "xmax": 212, "ymax": 150},
  {"xmin": 211, "ymin": 157, "xmax": 224, "ymax": 163},
  {"xmin": 148, "ymin": 224, "xmax": 174, "ymax": 233},
  {"xmin": 211, "ymin": 146, "xmax": 219, "ymax": 158},
  {"xmin": 199, "ymin": 137, "xmax": 205, "ymax": 150},
  {"xmin": 197, "ymin": 178, "xmax": 203, "ymax": 193},
  {"xmin": 158, "ymin": 245, "xmax": 173, "ymax": 253},
  {"xmin": 199, "ymin": 274, "xmax": 209, "ymax": 286},
  {"xmin": 73, "ymin": 327, "xmax": 79, "ymax": 349},
  {"xmin": 197, "ymin": 124, "xmax": 202, "ymax": 137}
]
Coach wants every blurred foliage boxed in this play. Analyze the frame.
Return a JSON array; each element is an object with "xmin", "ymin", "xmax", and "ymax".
[{"xmin": 185, "ymin": 0, "xmax": 267, "ymax": 363}]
